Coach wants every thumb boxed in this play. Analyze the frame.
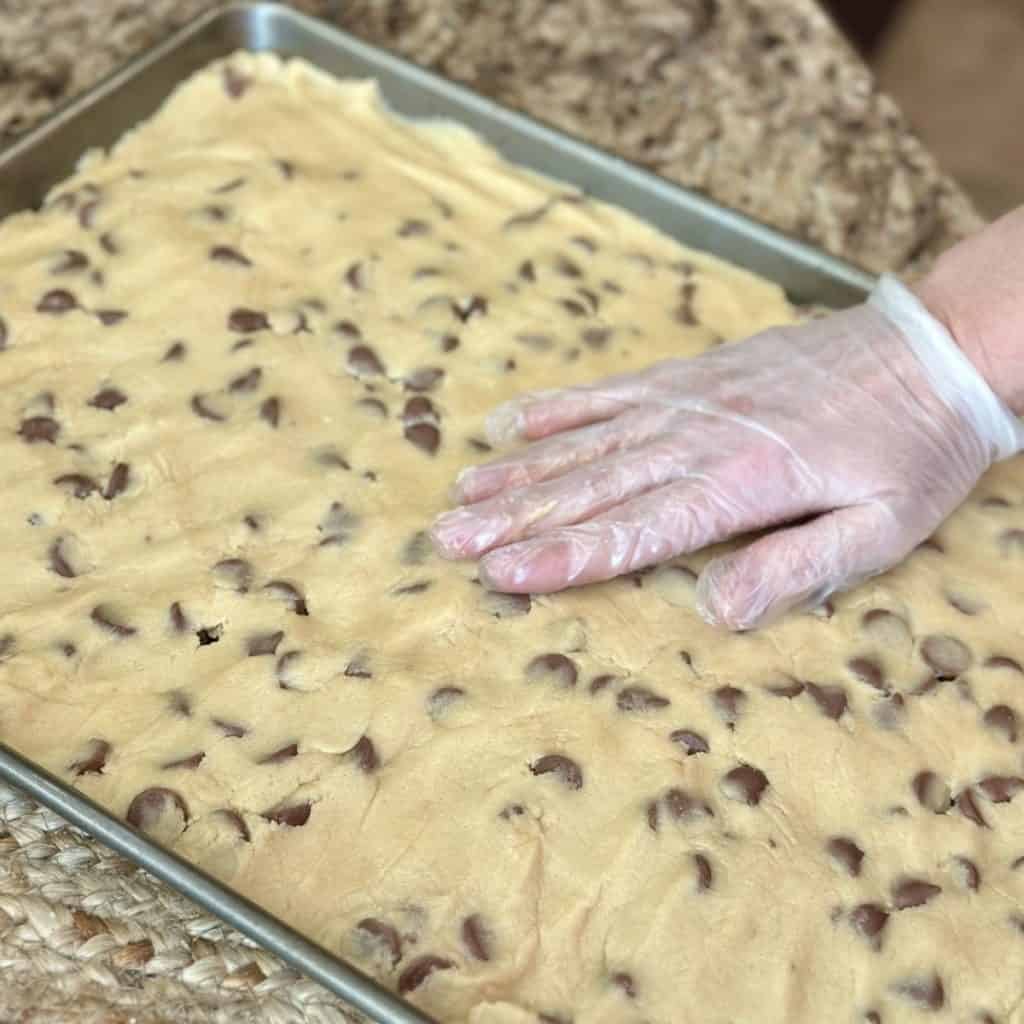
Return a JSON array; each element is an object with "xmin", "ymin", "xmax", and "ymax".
[{"xmin": 695, "ymin": 503, "xmax": 910, "ymax": 631}]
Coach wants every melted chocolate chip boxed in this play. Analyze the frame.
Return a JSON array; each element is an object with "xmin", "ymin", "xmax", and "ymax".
[
  {"xmin": 405, "ymin": 367, "xmax": 445, "ymax": 392},
  {"xmin": 262, "ymin": 580, "xmax": 308, "ymax": 616},
  {"xmin": 96, "ymin": 309, "xmax": 127, "ymax": 326},
  {"xmin": 452, "ymin": 295, "xmax": 488, "ymax": 322},
  {"xmin": 525, "ymin": 653, "xmax": 578, "ymax": 688},
  {"xmin": 90, "ymin": 605, "xmax": 136, "ymax": 638},
  {"xmin": 398, "ymin": 218, "xmax": 431, "ymax": 237},
  {"xmin": 983, "ymin": 704, "xmax": 1018, "ymax": 742},
  {"xmin": 948, "ymin": 856, "xmax": 980, "ymax": 891},
  {"xmin": 693, "ymin": 853, "xmax": 713, "ymax": 891},
  {"xmin": 662, "ymin": 787, "xmax": 713, "ymax": 822},
  {"xmin": 222, "ymin": 66, "xmax": 250, "ymax": 98},
  {"xmin": 37, "ymin": 289, "xmax": 77, "ymax": 314},
  {"xmin": 345, "ymin": 262, "xmax": 368, "ymax": 290},
  {"xmin": 987, "ymin": 655, "xmax": 1024, "ymax": 674},
  {"xmin": 611, "ymin": 972, "xmax": 636, "ymax": 999},
  {"xmin": 191, "ymin": 394, "xmax": 227, "ymax": 422},
  {"xmin": 826, "ymin": 836, "xmax": 864, "ymax": 877},
  {"xmin": 51, "ymin": 249, "xmax": 89, "ymax": 274},
  {"xmin": 247, "ymin": 631, "xmax": 284, "ymax": 657},
  {"xmin": 349, "ymin": 736, "xmax": 379, "ymax": 773},
  {"xmin": 163, "ymin": 341, "xmax": 186, "ymax": 362},
  {"xmin": 766, "ymin": 677, "xmax": 804, "ymax": 698},
  {"xmin": 357, "ymin": 918, "xmax": 403, "ymax": 967},
  {"xmin": 404, "ymin": 422, "xmax": 440, "ymax": 455},
  {"xmin": 162, "ymin": 751, "xmax": 205, "ymax": 771},
  {"xmin": 69, "ymin": 739, "xmax": 110, "ymax": 776},
  {"xmin": 669, "ymin": 729, "xmax": 709, "ymax": 756},
  {"xmin": 462, "ymin": 915, "xmax": 491, "ymax": 961},
  {"xmin": 228, "ymin": 308, "xmax": 269, "ymax": 333},
  {"xmin": 849, "ymin": 904, "xmax": 888, "ymax": 949},
  {"xmin": 167, "ymin": 690, "xmax": 191, "ymax": 717},
  {"xmin": 99, "ymin": 233, "xmax": 118, "ymax": 255},
  {"xmin": 347, "ymin": 345, "xmax": 385, "ymax": 376},
  {"xmin": 54, "ymin": 474, "xmax": 99, "ymax": 499},
  {"xmin": 711, "ymin": 686, "xmax": 746, "ymax": 727},
  {"xmin": 0, "ymin": 317, "xmax": 7, "ymax": 351},
  {"xmin": 891, "ymin": 878, "xmax": 942, "ymax": 910},
  {"xmin": 912, "ymin": 771, "xmax": 952, "ymax": 814},
  {"xmin": 530, "ymin": 754, "xmax": 583, "ymax": 790},
  {"xmin": 212, "ymin": 558, "xmax": 252, "ymax": 593},
  {"xmin": 48, "ymin": 537, "xmax": 77, "ymax": 578},
  {"xmin": 259, "ymin": 397, "xmax": 281, "ymax": 428},
  {"xmin": 978, "ymin": 775, "xmax": 1024, "ymax": 804},
  {"xmin": 720, "ymin": 764, "xmax": 769, "ymax": 806},
  {"xmin": 89, "ymin": 387, "xmax": 127, "ymax": 411},
  {"xmin": 890, "ymin": 974, "xmax": 944, "ymax": 1012},
  {"xmin": 212, "ymin": 717, "xmax": 247, "ymax": 738},
  {"xmin": 616, "ymin": 686, "xmax": 670, "ymax": 712},
  {"xmin": 213, "ymin": 809, "xmax": 251, "ymax": 842},
  {"xmin": 229, "ymin": 367, "xmax": 262, "ymax": 393},
  {"xmin": 804, "ymin": 682, "xmax": 847, "ymax": 720},
  {"xmin": 956, "ymin": 787, "xmax": 989, "ymax": 828},
  {"xmin": 921, "ymin": 634, "xmax": 972, "ymax": 679},
  {"xmin": 258, "ymin": 743, "xmax": 298, "ymax": 765},
  {"xmin": 588, "ymin": 674, "xmax": 617, "ymax": 695},
  {"xmin": 847, "ymin": 657, "xmax": 887, "ymax": 692},
  {"xmin": 196, "ymin": 624, "xmax": 223, "ymax": 647},
  {"xmin": 397, "ymin": 954, "xmax": 454, "ymax": 994},
  {"xmin": 19, "ymin": 416, "xmax": 60, "ymax": 444},
  {"xmin": 126, "ymin": 787, "xmax": 189, "ymax": 832},
  {"xmin": 428, "ymin": 686, "xmax": 465, "ymax": 719},
  {"xmin": 262, "ymin": 801, "xmax": 311, "ymax": 827}
]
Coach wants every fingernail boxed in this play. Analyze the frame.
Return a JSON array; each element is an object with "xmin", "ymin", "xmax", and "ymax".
[
  {"xmin": 450, "ymin": 466, "xmax": 475, "ymax": 504},
  {"xmin": 485, "ymin": 402, "xmax": 526, "ymax": 445}
]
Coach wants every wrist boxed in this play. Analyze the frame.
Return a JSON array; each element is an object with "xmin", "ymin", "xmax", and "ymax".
[{"xmin": 912, "ymin": 206, "xmax": 1024, "ymax": 417}]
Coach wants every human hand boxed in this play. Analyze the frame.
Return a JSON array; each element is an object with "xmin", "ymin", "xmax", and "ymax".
[{"xmin": 430, "ymin": 276, "xmax": 1022, "ymax": 630}]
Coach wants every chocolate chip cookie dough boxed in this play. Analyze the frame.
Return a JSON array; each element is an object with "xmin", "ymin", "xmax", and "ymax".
[{"xmin": 1, "ymin": 53, "xmax": 1023, "ymax": 1024}]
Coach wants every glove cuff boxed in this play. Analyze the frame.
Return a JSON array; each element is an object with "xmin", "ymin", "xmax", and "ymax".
[{"xmin": 869, "ymin": 273, "xmax": 1024, "ymax": 462}]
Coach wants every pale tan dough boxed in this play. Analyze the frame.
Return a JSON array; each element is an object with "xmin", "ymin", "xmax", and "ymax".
[{"xmin": 1, "ymin": 52, "xmax": 1024, "ymax": 1024}]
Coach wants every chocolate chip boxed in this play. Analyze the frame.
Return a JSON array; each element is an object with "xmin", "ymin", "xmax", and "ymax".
[
  {"xmin": 530, "ymin": 754, "xmax": 583, "ymax": 790},
  {"xmin": 978, "ymin": 775, "xmax": 1024, "ymax": 804},
  {"xmin": 559, "ymin": 298, "xmax": 587, "ymax": 317},
  {"xmin": 90, "ymin": 605, "xmax": 136, "ymax": 637},
  {"xmin": 398, "ymin": 219, "xmax": 431, "ymax": 237},
  {"xmin": 262, "ymin": 801, "xmax": 311, "ymax": 827},
  {"xmin": 99, "ymin": 233, "xmax": 118, "ymax": 255},
  {"xmin": 163, "ymin": 341, "xmax": 186, "ymax": 362},
  {"xmin": 212, "ymin": 717, "xmax": 246, "ymax": 738},
  {"xmin": 765, "ymin": 677, "xmax": 804, "ymax": 698},
  {"xmin": 349, "ymin": 735, "xmax": 379, "ymax": 773},
  {"xmin": 256, "ymin": 397, "xmax": 280, "ymax": 428},
  {"xmin": 247, "ymin": 631, "xmax": 284, "ymax": 657},
  {"xmin": 982, "ymin": 704, "xmax": 1018, "ymax": 742},
  {"xmin": 515, "ymin": 332, "xmax": 555, "ymax": 352},
  {"xmin": 258, "ymin": 743, "xmax": 298, "ymax": 765},
  {"xmin": 452, "ymin": 295, "xmax": 488, "ymax": 322},
  {"xmin": 104, "ymin": 462, "xmax": 130, "ymax": 500},
  {"xmin": 0, "ymin": 317, "xmax": 7, "ymax": 351},
  {"xmin": 213, "ymin": 177, "xmax": 246, "ymax": 195},
  {"xmin": 462, "ymin": 915, "xmax": 491, "ymax": 961},
  {"xmin": 847, "ymin": 657, "xmax": 887, "ymax": 692},
  {"xmin": 669, "ymin": 729, "xmax": 709, "ymax": 756},
  {"xmin": 167, "ymin": 603, "xmax": 190, "ymax": 634},
  {"xmin": 912, "ymin": 771, "xmax": 952, "ymax": 813},
  {"xmin": 948, "ymin": 856, "xmax": 980, "ymax": 891},
  {"xmin": 196, "ymin": 625, "xmax": 223, "ymax": 647},
  {"xmin": 167, "ymin": 690, "xmax": 191, "ymax": 717},
  {"xmin": 48, "ymin": 537, "xmax": 78, "ymax": 578},
  {"xmin": 441, "ymin": 334, "xmax": 460, "ymax": 352},
  {"xmin": 191, "ymin": 394, "xmax": 227, "ymax": 422},
  {"xmin": 1000, "ymin": 528, "xmax": 1024, "ymax": 555},
  {"xmin": 276, "ymin": 159, "xmax": 296, "ymax": 179},
  {"xmin": 229, "ymin": 367, "xmax": 262, "ymax": 393},
  {"xmin": 826, "ymin": 837, "xmax": 864, "ymax": 877},
  {"xmin": 427, "ymin": 686, "xmax": 465, "ymax": 719},
  {"xmin": 956, "ymin": 787, "xmax": 989, "ymax": 828},
  {"xmin": 78, "ymin": 199, "xmax": 100, "ymax": 230},
  {"xmin": 345, "ymin": 262, "xmax": 368, "ymax": 290},
  {"xmin": 616, "ymin": 686, "xmax": 670, "ymax": 712},
  {"xmin": 96, "ymin": 309, "xmax": 127, "ymax": 326},
  {"xmin": 526, "ymin": 653, "xmax": 578, "ymax": 688},
  {"xmin": 588, "ymin": 674, "xmax": 617, "ymax": 695},
  {"xmin": 19, "ymin": 416, "xmax": 60, "ymax": 443},
  {"xmin": 483, "ymin": 591, "xmax": 532, "ymax": 618},
  {"xmin": 404, "ymin": 422, "xmax": 440, "ymax": 455},
  {"xmin": 921, "ymin": 634, "xmax": 972, "ymax": 679},
  {"xmin": 849, "ymin": 904, "xmax": 888, "ymax": 949},
  {"xmin": 213, "ymin": 809, "xmax": 251, "ymax": 842},
  {"xmin": 611, "ymin": 972, "xmax": 636, "ymax": 998},
  {"xmin": 986, "ymin": 655, "xmax": 1023, "ymax": 674},
  {"xmin": 126, "ymin": 787, "xmax": 189, "ymax": 833},
  {"xmin": 0, "ymin": 634, "xmax": 14, "ymax": 660},
  {"xmin": 228, "ymin": 308, "xmax": 269, "ymax": 333},
  {"xmin": 54, "ymin": 474, "xmax": 99, "ymax": 499},
  {"xmin": 405, "ymin": 367, "xmax": 445, "ymax": 392},
  {"xmin": 261, "ymin": 580, "xmax": 308, "ymax": 616},
  {"xmin": 662, "ymin": 787, "xmax": 713, "ymax": 822},
  {"xmin": 357, "ymin": 918, "xmax": 403, "ymax": 967},
  {"xmin": 397, "ymin": 955, "xmax": 454, "ymax": 995},
  {"xmin": 890, "ymin": 973, "xmax": 944, "ymax": 1012},
  {"xmin": 711, "ymin": 685, "xmax": 746, "ymax": 727},
  {"xmin": 222, "ymin": 66, "xmax": 250, "ymax": 98},
  {"xmin": 518, "ymin": 259, "xmax": 536, "ymax": 283},
  {"xmin": 51, "ymin": 249, "xmax": 89, "ymax": 274},
  {"xmin": 693, "ymin": 853, "xmax": 713, "ymax": 891},
  {"xmin": 334, "ymin": 319, "xmax": 361, "ymax": 339},
  {"xmin": 554, "ymin": 255, "xmax": 583, "ymax": 278},
  {"xmin": 860, "ymin": 607, "xmax": 912, "ymax": 646},
  {"xmin": 212, "ymin": 558, "xmax": 252, "ymax": 593},
  {"xmin": 720, "ymin": 764, "xmax": 769, "ymax": 806},
  {"xmin": 69, "ymin": 739, "xmax": 110, "ymax": 776},
  {"xmin": 891, "ymin": 878, "xmax": 942, "ymax": 910},
  {"xmin": 162, "ymin": 751, "xmax": 205, "ymax": 771},
  {"xmin": 88, "ymin": 387, "xmax": 127, "ymax": 411},
  {"xmin": 347, "ymin": 345, "xmax": 385, "ymax": 376},
  {"xmin": 467, "ymin": 438, "xmax": 492, "ymax": 453},
  {"xmin": 37, "ymin": 289, "xmax": 77, "ymax": 314},
  {"xmin": 581, "ymin": 327, "xmax": 612, "ymax": 349},
  {"xmin": 804, "ymin": 682, "xmax": 847, "ymax": 720}
]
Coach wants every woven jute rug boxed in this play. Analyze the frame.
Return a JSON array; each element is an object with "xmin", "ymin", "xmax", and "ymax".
[{"xmin": 0, "ymin": 1, "xmax": 983, "ymax": 1021}]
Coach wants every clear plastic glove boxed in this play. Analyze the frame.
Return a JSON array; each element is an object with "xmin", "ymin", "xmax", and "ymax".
[{"xmin": 430, "ymin": 275, "xmax": 1023, "ymax": 630}]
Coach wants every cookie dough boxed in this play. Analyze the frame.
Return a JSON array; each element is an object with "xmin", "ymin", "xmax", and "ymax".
[{"xmin": 1, "ymin": 53, "xmax": 1023, "ymax": 1024}]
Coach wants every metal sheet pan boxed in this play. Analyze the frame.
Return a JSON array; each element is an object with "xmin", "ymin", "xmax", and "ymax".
[{"xmin": 0, "ymin": 4, "xmax": 877, "ymax": 1021}]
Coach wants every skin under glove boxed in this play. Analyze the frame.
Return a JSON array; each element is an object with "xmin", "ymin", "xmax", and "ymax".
[{"xmin": 430, "ymin": 275, "xmax": 1023, "ymax": 630}]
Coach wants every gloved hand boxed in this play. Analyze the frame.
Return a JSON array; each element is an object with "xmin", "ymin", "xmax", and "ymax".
[{"xmin": 430, "ymin": 275, "xmax": 1023, "ymax": 630}]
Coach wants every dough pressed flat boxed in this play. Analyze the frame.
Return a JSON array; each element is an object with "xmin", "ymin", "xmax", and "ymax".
[{"xmin": 1, "ymin": 53, "xmax": 1024, "ymax": 1024}]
